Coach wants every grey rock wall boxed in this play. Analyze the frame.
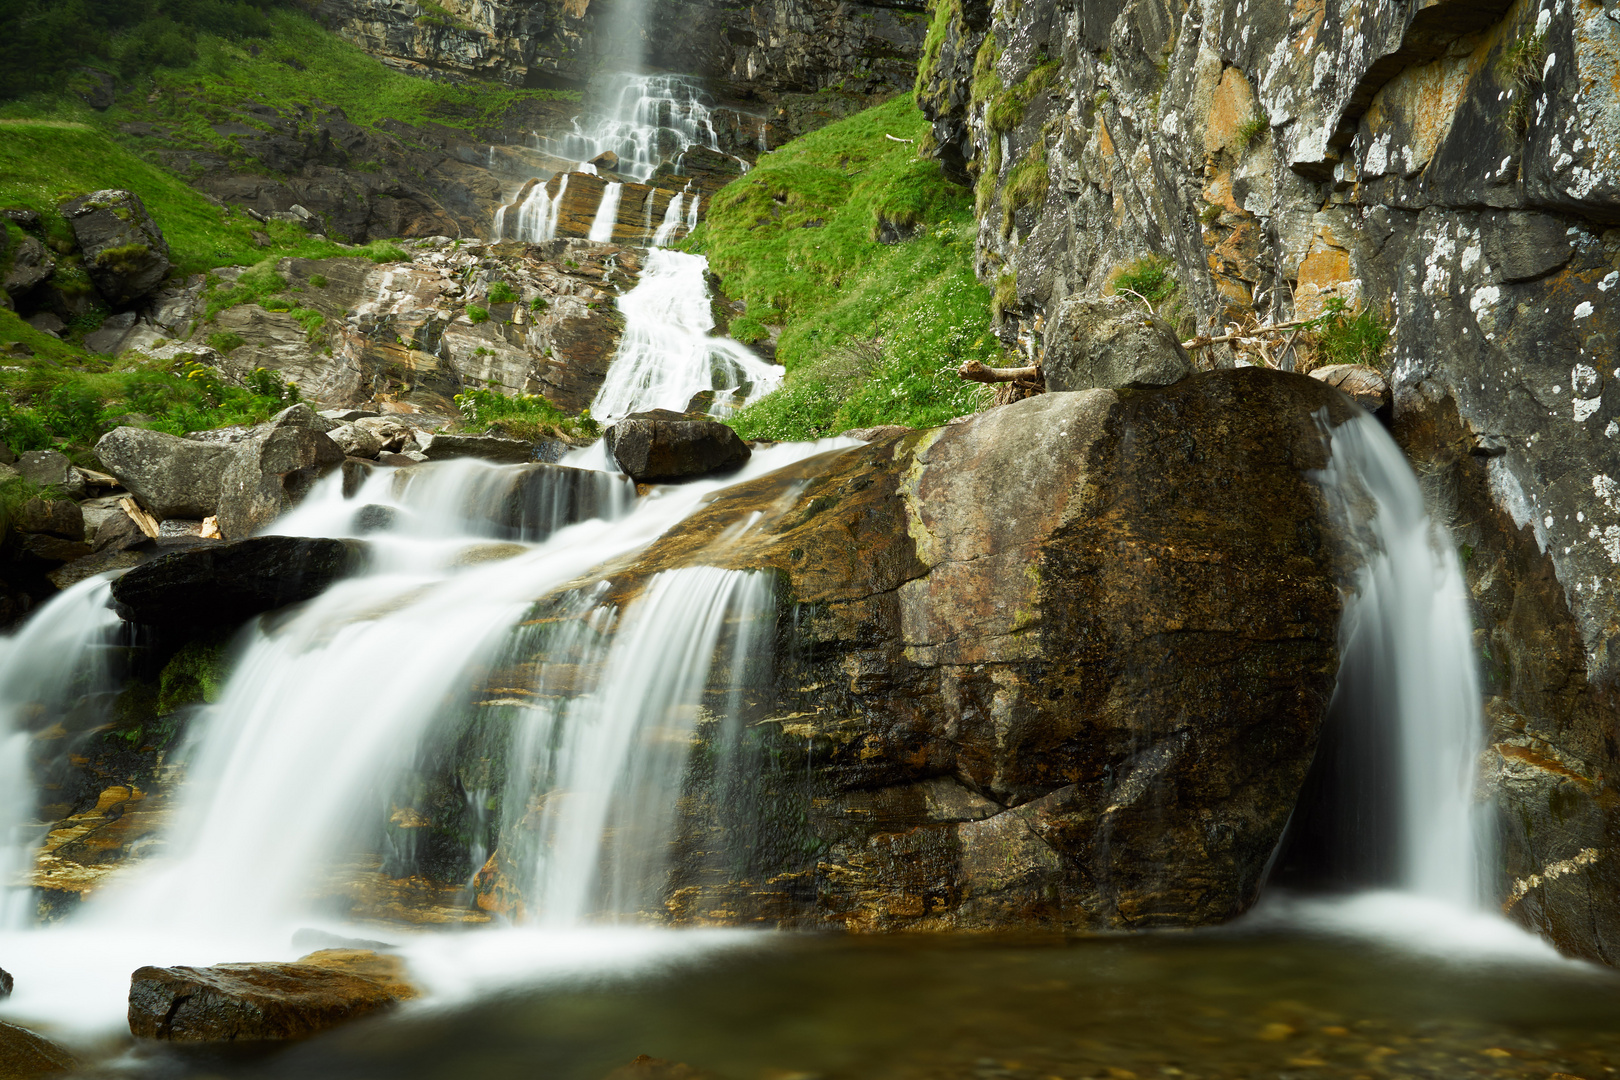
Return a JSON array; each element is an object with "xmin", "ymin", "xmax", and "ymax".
[{"xmin": 918, "ymin": 0, "xmax": 1620, "ymax": 964}]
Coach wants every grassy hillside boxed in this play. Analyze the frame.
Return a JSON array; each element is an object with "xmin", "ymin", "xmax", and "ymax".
[{"xmin": 689, "ymin": 94, "xmax": 999, "ymax": 440}]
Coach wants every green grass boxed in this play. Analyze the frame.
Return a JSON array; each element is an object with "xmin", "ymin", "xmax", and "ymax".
[
  {"xmin": 0, "ymin": 119, "xmax": 357, "ymax": 276},
  {"xmin": 1237, "ymin": 112, "xmax": 1268, "ymax": 148},
  {"xmin": 453, "ymin": 389, "xmax": 600, "ymax": 443},
  {"xmin": 1307, "ymin": 297, "xmax": 1390, "ymax": 370},
  {"xmin": 1498, "ymin": 29, "xmax": 1547, "ymax": 134},
  {"xmin": 690, "ymin": 94, "xmax": 997, "ymax": 440},
  {"xmin": 1110, "ymin": 256, "xmax": 1179, "ymax": 307}
]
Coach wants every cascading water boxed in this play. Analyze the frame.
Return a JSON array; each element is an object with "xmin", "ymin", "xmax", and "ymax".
[
  {"xmin": 547, "ymin": 74, "xmax": 730, "ymax": 184},
  {"xmin": 589, "ymin": 182, "xmax": 624, "ymax": 243},
  {"xmin": 0, "ymin": 577, "xmax": 124, "ymax": 929},
  {"xmin": 592, "ymin": 248, "xmax": 783, "ymax": 420}
]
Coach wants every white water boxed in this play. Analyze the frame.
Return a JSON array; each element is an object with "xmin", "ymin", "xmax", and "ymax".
[
  {"xmin": 588, "ymin": 182, "xmax": 624, "ymax": 243},
  {"xmin": 548, "ymin": 74, "xmax": 729, "ymax": 184},
  {"xmin": 592, "ymin": 248, "xmax": 783, "ymax": 420},
  {"xmin": 0, "ymin": 577, "xmax": 123, "ymax": 929},
  {"xmin": 503, "ymin": 174, "xmax": 570, "ymax": 244},
  {"xmin": 1316, "ymin": 413, "xmax": 1489, "ymax": 906},
  {"xmin": 652, "ymin": 192, "xmax": 685, "ymax": 247}
]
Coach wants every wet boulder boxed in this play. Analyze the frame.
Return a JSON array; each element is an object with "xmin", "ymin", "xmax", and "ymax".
[
  {"xmin": 604, "ymin": 410, "xmax": 750, "ymax": 482},
  {"xmin": 95, "ymin": 427, "xmax": 233, "ymax": 519},
  {"xmin": 59, "ymin": 189, "xmax": 172, "ymax": 306},
  {"xmin": 0, "ymin": 1018, "xmax": 74, "ymax": 1078},
  {"xmin": 417, "ymin": 432, "xmax": 533, "ymax": 464},
  {"xmin": 1042, "ymin": 294, "xmax": 1193, "ymax": 392},
  {"xmin": 128, "ymin": 949, "xmax": 415, "ymax": 1042},
  {"xmin": 215, "ymin": 405, "xmax": 345, "ymax": 539},
  {"xmin": 109, "ymin": 535, "xmax": 365, "ymax": 629}
]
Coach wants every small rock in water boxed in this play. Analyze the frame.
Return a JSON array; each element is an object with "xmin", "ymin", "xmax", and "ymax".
[
  {"xmin": 128, "ymin": 949, "xmax": 416, "ymax": 1042},
  {"xmin": 417, "ymin": 432, "xmax": 534, "ymax": 464},
  {"xmin": 0, "ymin": 966, "xmax": 11, "ymax": 997},
  {"xmin": 604, "ymin": 410, "xmax": 750, "ymax": 483},
  {"xmin": 352, "ymin": 504, "xmax": 398, "ymax": 534}
]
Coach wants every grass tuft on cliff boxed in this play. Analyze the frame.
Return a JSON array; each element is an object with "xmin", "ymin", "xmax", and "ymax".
[{"xmin": 688, "ymin": 94, "xmax": 998, "ymax": 441}]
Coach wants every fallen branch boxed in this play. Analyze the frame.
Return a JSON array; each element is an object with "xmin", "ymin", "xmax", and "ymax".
[
  {"xmin": 958, "ymin": 359, "xmax": 1041, "ymax": 384},
  {"xmin": 1182, "ymin": 318, "xmax": 1310, "ymax": 350},
  {"xmin": 884, "ymin": 134, "xmax": 916, "ymax": 143},
  {"xmin": 120, "ymin": 497, "xmax": 160, "ymax": 539}
]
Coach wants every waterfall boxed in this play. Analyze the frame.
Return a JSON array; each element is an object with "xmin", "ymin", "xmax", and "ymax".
[
  {"xmin": 589, "ymin": 182, "xmax": 623, "ymax": 243},
  {"xmin": 546, "ymin": 74, "xmax": 730, "ymax": 183},
  {"xmin": 1261, "ymin": 411, "xmax": 1513, "ymax": 950},
  {"xmin": 591, "ymin": 248, "xmax": 783, "ymax": 420},
  {"xmin": 502, "ymin": 567, "xmax": 775, "ymax": 925},
  {"xmin": 508, "ymin": 175, "xmax": 569, "ymax": 244},
  {"xmin": 0, "ymin": 577, "xmax": 124, "ymax": 929},
  {"xmin": 652, "ymin": 193, "xmax": 684, "ymax": 247}
]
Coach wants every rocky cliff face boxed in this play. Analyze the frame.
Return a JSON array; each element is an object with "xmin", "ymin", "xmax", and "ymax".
[{"xmin": 917, "ymin": 0, "xmax": 1620, "ymax": 962}]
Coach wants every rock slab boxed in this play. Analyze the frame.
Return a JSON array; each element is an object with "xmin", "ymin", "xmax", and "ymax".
[
  {"xmin": 128, "ymin": 949, "xmax": 414, "ymax": 1042},
  {"xmin": 0, "ymin": 1019, "xmax": 73, "ymax": 1078},
  {"xmin": 1042, "ymin": 295, "xmax": 1193, "ymax": 393},
  {"xmin": 95, "ymin": 427, "xmax": 233, "ymax": 519},
  {"xmin": 215, "ymin": 405, "xmax": 345, "ymax": 539},
  {"xmin": 605, "ymin": 411, "xmax": 751, "ymax": 482},
  {"xmin": 109, "ymin": 536, "xmax": 365, "ymax": 629}
]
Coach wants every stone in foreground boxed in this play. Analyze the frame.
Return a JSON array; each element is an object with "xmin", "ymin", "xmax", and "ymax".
[
  {"xmin": 418, "ymin": 432, "xmax": 534, "ymax": 464},
  {"xmin": 1309, "ymin": 364, "xmax": 1391, "ymax": 414},
  {"xmin": 216, "ymin": 405, "xmax": 345, "ymax": 539},
  {"xmin": 110, "ymin": 536, "xmax": 365, "ymax": 629},
  {"xmin": 0, "ymin": 1019, "xmax": 74, "ymax": 1078},
  {"xmin": 128, "ymin": 949, "xmax": 415, "ymax": 1042},
  {"xmin": 1042, "ymin": 294, "xmax": 1193, "ymax": 392},
  {"xmin": 605, "ymin": 410, "xmax": 751, "ymax": 482}
]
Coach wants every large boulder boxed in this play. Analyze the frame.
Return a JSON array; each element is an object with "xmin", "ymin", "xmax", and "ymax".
[
  {"xmin": 109, "ymin": 536, "xmax": 365, "ymax": 628},
  {"xmin": 328, "ymin": 423, "xmax": 384, "ymax": 459},
  {"xmin": 0, "ymin": 1019, "xmax": 74, "ymax": 1078},
  {"xmin": 549, "ymin": 370, "xmax": 1359, "ymax": 931},
  {"xmin": 215, "ymin": 405, "xmax": 345, "ymax": 539},
  {"xmin": 1042, "ymin": 295, "xmax": 1194, "ymax": 393},
  {"xmin": 604, "ymin": 410, "xmax": 750, "ymax": 482},
  {"xmin": 14, "ymin": 498, "xmax": 84, "ymax": 541},
  {"xmin": 59, "ymin": 189, "xmax": 171, "ymax": 307},
  {"xmin": 94, "ymin": 428, "xmax": 233, "ymax": 519},
  {"xmin": 128, "ymin": 949, "xmax": 415, "ymax": 1042}
]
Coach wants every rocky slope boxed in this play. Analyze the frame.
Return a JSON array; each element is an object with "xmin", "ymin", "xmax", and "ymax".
[{"xmin": 918, "ymin": 0, "xmax": 1620, "ymax": 962}]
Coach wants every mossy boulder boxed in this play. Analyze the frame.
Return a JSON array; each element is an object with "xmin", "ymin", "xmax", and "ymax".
[{"xmin": 59, "ymin": 189, "xmax": 171, "ymax": 307}]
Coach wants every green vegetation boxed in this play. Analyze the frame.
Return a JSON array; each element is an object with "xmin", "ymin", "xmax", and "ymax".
[
  {"xmin": 487, "ymin": 281, "xmax": 519, "ymax": 304},
  {"xmin": 0, "ymin": 309, "xmax": 302, "ymax": 455},
  {"xmin": 1499, "ymin": 29, "xmax": 1548, "ymax": 134},
  {"xmin": 0, "ymin": 120, "xmax": 355, "ymax": 275},
  {"xmin": 466, "ymin": 304, "xmax": 490, "ymax": 325},
  {"xmin": 689, "ymin": 94, "xmax": 999, "ymax": 441},
  {"xmin": 1306, "ymin": 296, "xmax": 1390, "ymax": 370},
  {"xmin": 1110, "ymin": 256, "xmax": 1178, "ymax": 306},
  {"xmin": 1237, "ymin": 111, "xmax": 1268, "ymax": 148},
  {"xmin": 1001, "ymin": 145, "xmax": 1049, "ymax": 236},
  {"xmin": 157, "ymin": 636, "xmax": 231, "ymax": 716},
  {"xmin": 0, "ymin": 0, "xmax": 290, "ymax": 99},
  {"xmin": 453, "ymin": 389, "xmax": 600, "ymax": 443}
]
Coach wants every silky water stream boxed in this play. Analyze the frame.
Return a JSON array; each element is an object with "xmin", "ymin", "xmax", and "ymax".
[{"xmin": 0, "ymin": 393, "xmax": 1614, "ymax": 1075}]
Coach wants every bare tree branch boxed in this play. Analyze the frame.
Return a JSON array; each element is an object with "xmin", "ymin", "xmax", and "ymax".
[{"xmin": 958, "ymin": 359, "xmax": 1042, "ymax": 384}]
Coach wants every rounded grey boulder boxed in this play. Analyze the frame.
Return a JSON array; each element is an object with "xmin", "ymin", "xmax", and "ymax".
[{"xmin": 1043, "ymin": 294, "xmax": 1193, "ymax": 392}]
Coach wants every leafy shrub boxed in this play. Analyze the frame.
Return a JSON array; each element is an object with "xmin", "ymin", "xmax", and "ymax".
[
  {"xmin": 529, "ymin": 296, "xmax": 549, "ymax": 312},
  {"xmin": 207, "ymin": 331, "xmax": 247, "ymax": 353},
  {"xmin": 1110, "ymin": 256, "xmax": 1178, "ymax": 307},
  {"xmin": 466, "ymin": 305, "xmax": 489, "ymax": 324},
  {"xmin": 1306, "ymin": 297, "xmax": 1390, "ymax": 369},
  {"xmin": 487, "ymin": 281, "xmax": 518, "ymax": 303}
]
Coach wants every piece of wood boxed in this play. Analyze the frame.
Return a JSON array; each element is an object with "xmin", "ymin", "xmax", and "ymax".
[
  {"xmin": 119, "ymin": 497, "xmax": 161, "ymax": 539},
  {"xmin": 1182, "ymin": 318, "xmax": 1310, "ymax": 350},
  {"xmin": 884, "ymin": 134, "xmax": 915, "ymax": 143},
  {"xmin": 958, "ymin": 359, "xmax": 1041, "ymax": 384}
]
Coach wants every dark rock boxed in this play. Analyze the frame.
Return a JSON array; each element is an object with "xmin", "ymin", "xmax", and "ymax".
[
  {"xmin": 82, "ymin": 311, "xmax": 138, "ymax": 355},
  {"xmin": 0, "ymin": 966, "xmax": 9, "ymax": 997},
  {"xmin": 216, "ymin": 405, "xmax": 345, "ymax": 539},
  {"xmin": 17, "ymin": 534, "xmax": 92, "ymax": 564},
  {"xmin": 92, "ymin": 509, "xmax": 153, "ymax": 555},
  {"xmin": 1043, "ymin": 296, "xmax": 1193, "ymax": 392},
  {"xmin": 0, "ymin": 1018, "xmax": 74, "ymax": 1078},
  {"xmin": 48, "ymin": 548, "xmax": 149, "ymax": 590},
  {"xmin": 59, "ymin": 190, "xmax": 172, "ymax": 307},
  {"xmin": 604, "ymin": 411, "xmax": 750, "ymax": 482},
  {"xmin": 352, "ymin": 504, "xmax": 397, "ymax": 533},
  {"xmin": 2, "ymin": 236, "xmax": 54, "ymax": 295},
  {"xmin": 589, "ymin": 150, "xmax": 620, "ymax": 171},
  {"xmin": 95, "ymin": 427, "xmax": 233, "ymax": 519},
  {"xmin": 417, "ymin": 432, "xmax": 535, "ymax": 464},
  {"xmin": 128, "ymin": 949, "xmax": 414, "ymax": 1042},
  {"xmin": 341, "ymin": 457, "xmax": 375, "ymax": 498},
  {"xmin": 109, "ymin": 536, "xmax": 366, "ymax": 628},
  {"xmin": 1310, "ymin": 364, "xmax": 1391, "ymax": 414},
  {"xmin": 75, "ymin": 67, "xmax": 115, "ymax": 110},
  {"xmin": 23, "ymin": 313, "xmax": 63, "ymax": 337},
  {"xmin": 2, "ymin": 209, "xmax": 41, "ymax": 232},
  {"xmin": 16, "ymin": 451, "xmax": 86, "ymax": 498},
  {"xmin": 14, "ymin": 498, "xmax": 84, "ymax": 540}
]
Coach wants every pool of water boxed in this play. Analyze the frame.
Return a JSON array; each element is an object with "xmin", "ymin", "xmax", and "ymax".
[{"xmin": 90, "ymin": 906, "xmax": 1620, "ymax": 1080}]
